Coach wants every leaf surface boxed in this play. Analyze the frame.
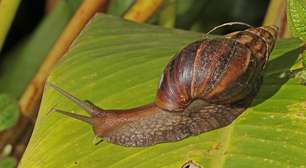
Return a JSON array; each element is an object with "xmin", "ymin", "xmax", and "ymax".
[
  {"xmin": 0, "ymin": 94, "xmax": 19, "ymax": 132},
  {"xmin": 0, "ymin": 157, "xmax": 16, "ymax": 168},
  {"xmin": 287, "ymin": 0, "xmax": 306, "ymax": 41},
  {"xmin": 19, "ymin": 14, "xmax": 306, "ymax": 168}
]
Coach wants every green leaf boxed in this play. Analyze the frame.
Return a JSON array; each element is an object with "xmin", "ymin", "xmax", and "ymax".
[
  {"xmin": 0, "ymin": 157, "xmax": 16, "ymax": 168},
  {"xmin": 0, "ymin": 0, "xmax": 20, "ymax": 51},
  {"xmin": 0, "ymin": 0, "xmax": 82, "ymax": 97},
  {"xmin": 294, "ymin": 51, "xmax": 306, "ymax": 84},
  {"xmin": 19, "ymin": 14, "xmax": 306, "ymax": 168},
  {"xmin": 158, "ymin": 0, "xmax": 176, "ymax": 28},
  {"xmin": 287, "ymin": 0, "xmax": 306, "ymax": 41},
  {"xmin": 106, "ymin": 0, "xmax": 135, "ymax": 16},
  {"xmin": 304, "ymin": 51, "xmax": 306, "ymax": 66},
  {"xmin": 0, "ymin": 94, "xmax": 19, "ymax": 132}
]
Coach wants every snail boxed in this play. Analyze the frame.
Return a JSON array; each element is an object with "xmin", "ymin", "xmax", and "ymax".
[{"xmin": 48, "ymin": 23, "xmax": 278, "ymax": 147}]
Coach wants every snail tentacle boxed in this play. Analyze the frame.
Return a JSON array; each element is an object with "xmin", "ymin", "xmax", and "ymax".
[
  {"xmin": 48, "ymin": 82, "xmax": 104, "ymax": 117},
  {"xmin": 206, "ymin": 22, "xmax": 253, "ymax": 35},
  {"xmin": 49, "ymin": 108, "xmax": 93, "ymax": 125}
]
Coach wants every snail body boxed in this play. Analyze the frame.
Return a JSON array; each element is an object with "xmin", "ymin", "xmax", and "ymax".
[{"xmin": 49, "ymin": 25, "xmax": 278, "ymax": 147}]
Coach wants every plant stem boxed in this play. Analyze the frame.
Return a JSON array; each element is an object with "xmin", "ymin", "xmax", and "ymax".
[{"xmin": 123, "ymin": 0, "xmax": 164, "ymax": 23}]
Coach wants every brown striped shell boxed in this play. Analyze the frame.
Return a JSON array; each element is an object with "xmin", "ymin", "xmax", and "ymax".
[{"xmin": 156, "ymin": 26, "xmax": 278, "ymax": 111}]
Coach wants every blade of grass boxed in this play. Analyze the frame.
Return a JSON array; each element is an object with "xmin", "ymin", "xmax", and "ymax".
[{"xmin": 0, "ymin": 0, "xmax": 21, "ymax": 51}]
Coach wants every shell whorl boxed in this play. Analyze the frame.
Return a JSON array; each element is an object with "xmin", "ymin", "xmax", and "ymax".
[
  {"xmin": 156, "ymin": 26, "xmax": 278, "ymax": 111},
  {"xmin": 225, "ymin": 25, "xmax": 278, "ymax": 66}
]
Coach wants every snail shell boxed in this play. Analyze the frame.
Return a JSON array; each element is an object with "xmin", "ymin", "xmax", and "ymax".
[
  {"xmin": 156, "ymin": 25, "xmax": 278, "ymax": 111},
  {"xmin": 49, "ymin": 25, "xmax": 278, "ymax": 147}
]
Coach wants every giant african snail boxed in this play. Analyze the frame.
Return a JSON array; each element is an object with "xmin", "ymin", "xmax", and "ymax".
[{"xmin": 48, "ymin": 23, "xmax": 278, "ymax": 147}]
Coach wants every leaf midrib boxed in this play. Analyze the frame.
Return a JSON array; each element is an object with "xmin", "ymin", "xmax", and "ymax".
[{"xmin": 210, "ymin": 125, "xmax": 234, "ymax": 168}]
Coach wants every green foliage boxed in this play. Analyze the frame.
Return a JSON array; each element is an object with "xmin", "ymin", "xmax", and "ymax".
[
  {"xmin": 0, "ymin": 0, "xmax": 21, "ymax": 51},
  {"xmin": 175, "ymin": 0, "xmax": 209, "ymax": 29},
  {"xmin": 295, "ymin": 68, "xmax": 306, "ymax": 84},
  {"xmin": 287, "ymin": 0, "xmax": 306, "ymax": 85},
  {"xmin": 0, "ymin": 94, "xmax": 19, "ymax": 131},
  {"xmin": 304, "ymin": 51, "xmax": 306, "ymax": 66},
  {"xmin": 158, "ymin": 0, "xmax": 176, "ymax": 28},
  {"xmin": 0, "ymin": 0, "xmax": 82, "ymax": 97},
  {"xmin": 176, "ymin": 0, "xmax": 268, "ymax": 32},
  {"xmin": 287, "ymin": 0, "xmax": 306, "ymax": 41},
  {"xmin": 19, "ymin": 14, "xmax": 306, "ymax": 168},
  {"xmin": 294, "ymin": 51, "xmax": 306, "ymax": 85},
  {"xmin": 107, "ymin": 0, "xmax": 134, "ymax": 16},
  {"xmin": 0, "ymin": 157, "xmax": 16, "ymax": 168}
]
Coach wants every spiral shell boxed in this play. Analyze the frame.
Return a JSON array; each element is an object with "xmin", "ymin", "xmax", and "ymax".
[{"xmin": 156, "ymin": 26, "xmax": 278, "ymax": 111}]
